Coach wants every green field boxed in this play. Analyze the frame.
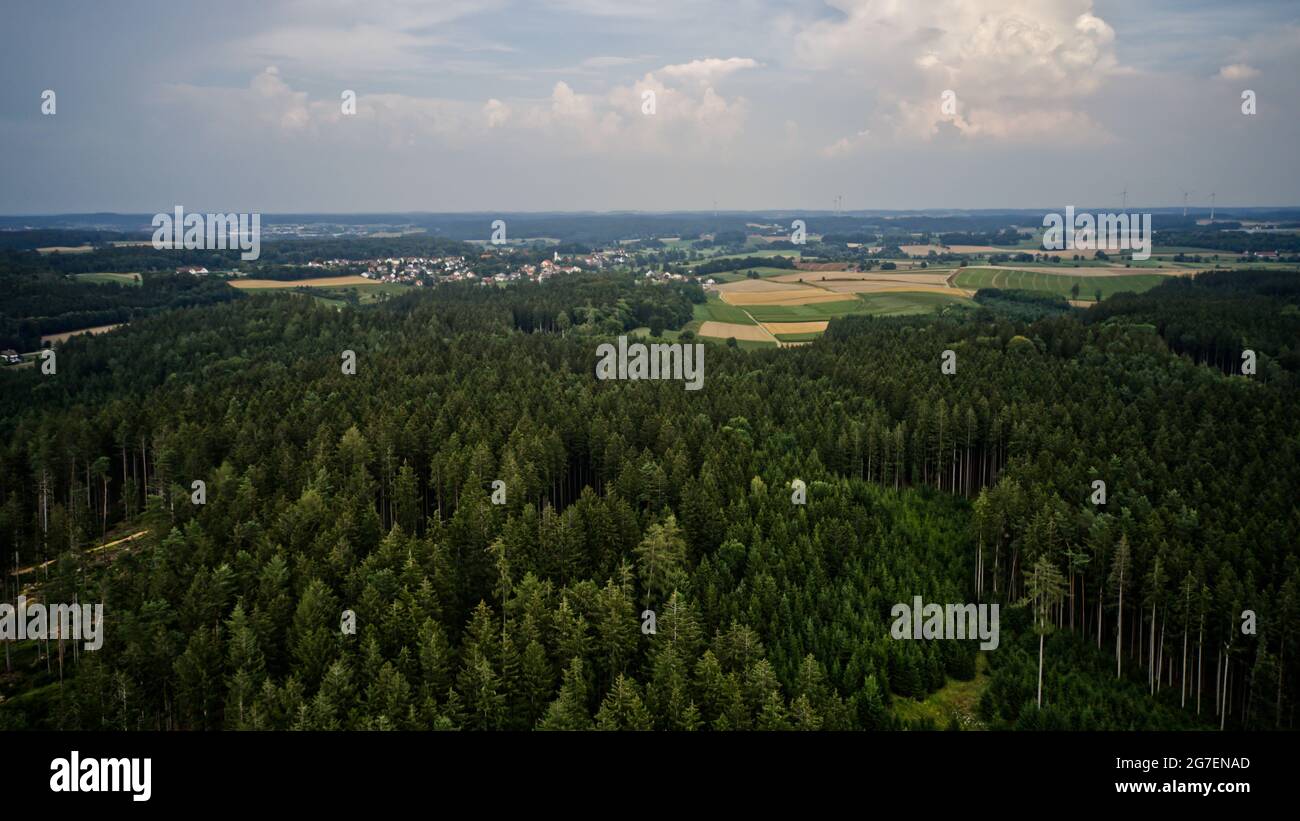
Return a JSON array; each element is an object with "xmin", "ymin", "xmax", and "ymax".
[
  {"xmin": 856, "ymin": 291, "xmax": 975, "ymax": 315},
  {"xmin": 744, "ymin": 300, "xmax": 867, "ymax": 322},
  {"xmin": 693, "ymin": 295, "xmax": 757, "ymax": 324},
  {"xmin": 694, "ymin": 268, "xmax": 805, "ymax": 284},
  {"xmin": 745, "ymin": 292, "xmax": 973, "ymax": 323},
  {"xmin": 689, "ymin": 290, "xmax": 976, "ymax": 344},
  {"xmin": 73, "ymin": 272, "xmax": 142, "ymax": 286},
  {"xmin": 692, "ymin": 291, "xmax": 975, "ymax": 345},
  {"xmin": 696, "ymin": 334, "xmax": 777, "ymax": 350},
  {"xmin": 702, "ymin": 267, "xmax": 802, "ymax": 283},
  {"xmin": 690, "ymin": 249, "xmax": 802, "ymax": 265},
  {"xmin": 304, "ymin": 283, "xmax": 410, "ymax": 307},
  {"xmin": 955, "ymin": 268, "xmax": 1168, "ymax": 300}
]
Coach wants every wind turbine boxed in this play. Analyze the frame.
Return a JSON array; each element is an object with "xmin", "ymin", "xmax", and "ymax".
[
  {"xmin": 1181, "ymin": 189, "xmax": 1193, "ymax": 218},
  {"xmin": 1210, "ymin": 192, "xmax": 1216, "ymax": 222},
  {"xmin": 1117, "ymin": 186, "xmax": 1128, "ymax": 211}
]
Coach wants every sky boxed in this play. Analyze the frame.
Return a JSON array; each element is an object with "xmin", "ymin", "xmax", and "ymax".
[{"xmin": 2, "ymin": 0, "xmax": 1298, "ymax": 213}]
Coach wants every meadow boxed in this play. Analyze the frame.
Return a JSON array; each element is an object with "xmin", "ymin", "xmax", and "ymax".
[
  {"xmin": 954, "ymin": 267, "xmax": 1168, "ymax": 301},
  {"xmin": 72, "ymin": 272, "xmax": 142, "ymax": 286}
]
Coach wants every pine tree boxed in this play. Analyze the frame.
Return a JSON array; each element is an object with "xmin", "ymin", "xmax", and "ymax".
[
  {"xmin": 456, "ymin": 647, "xmax": 505, "ymax": 730},
  {"xmin": 538, "ymin": 657, "xmax": 593, "ymax": 730},
  {"xmin": 1024, "ymin": 554, "xmax": 1066, "ymax": 708},
  {"xmin": 595, "ymin": 674, "xmax": 653, "ymax": 730},
  {"xmin": 1110, "ymin": 534, "xmax": 1132, "ymax": 679},
  {"xmin": 634, "ymin": 514, "xmax": 689, "ymax": 612}
]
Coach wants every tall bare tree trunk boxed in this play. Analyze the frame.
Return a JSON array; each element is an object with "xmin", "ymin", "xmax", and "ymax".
[
  {"xmin": 1181, "ymin": 623, "xmax": 1189, "ymax": 708},
  {"xmin": 1116, "ymin": 584, "xmax": 1125, "ymax": 679},
  {"xmin": 1156, "ymin": 614, "xmax": 1165, "ymax": 694},
  {"xmin": 1037, "ymin": 632, "xmax": 1045, "ymax": 709},
  {"xmin": 1197, "ymin": 616, "xmax": 1204, "ymax": 715}
]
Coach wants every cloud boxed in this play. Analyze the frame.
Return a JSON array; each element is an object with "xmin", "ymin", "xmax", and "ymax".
[
  {"xmin": 483, "ymin": 98, "xmax": 511, "ymax": 128},
  {"xmin": 792, "ymin": 0, "xmax": 1121, "ymax": 143},
  {"xmin": 158, "ymin": 61, "xmax": 753, "ymax": 158},
  {"xmin": 820, "ymin": 126, "xmax": 871, "ymax": 157},
  {"xmin": 227, "ymin": 0, "xmax": 509, "ymax": 77},
  {"xmin": 657, "ymin": 57, "xmax": 760, "ymax": 83},
  {"xmin": 1218, "ymin": 63, "xmax": 1260, "ymax": 80},
  {"xmin": 582, "ymin": 54, "xmax": 658, "ymax": 69}
]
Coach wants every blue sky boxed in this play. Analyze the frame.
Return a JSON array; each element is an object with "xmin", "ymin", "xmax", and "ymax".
[{"xmin": 2, "ymin": 0, "xmax": 1297, "ymax": 212}]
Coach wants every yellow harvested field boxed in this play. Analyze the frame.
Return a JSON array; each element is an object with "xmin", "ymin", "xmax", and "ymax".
[
  {"xmin": 697, "ymin": 321, "xmax": 775, "ymax": 342},
  {"xmin": 716, "ymin": 278, "xmax": 805, "ymax": 293},
  {"xmin": 41, "ymin": 324, "xmax": 123, "ymax": 344},
  {"xmin": 715, "ymin": 278, "xmax": 846, "ymax": 306},
  {"xmin": 720, "ymin": 289, "xmax": 847, "ymax": 306},
  {"xmin": 823, "ymin": 282, "xmax": 974, "ymax": 297},
  {"xmin": 762, "ymin": 321, "xmax": 829, "ymax": 335},
  {"xmin": 771, "ymin": 271, "xmax": 954, "ymax": 287},
  {"xmin": 37, "ymin": 245, "xmax": 94, "ymax": 254},
  {"xmin": 943, "ymin": 245, "xmax": 1014, "ymax": 254},
  {"xmin": 230, "ymin": 276, "xmax": 375, "ymax": 289},
  {"xmin": 773, "ymin": 270, "xmax": 858, "ymax": 280}
]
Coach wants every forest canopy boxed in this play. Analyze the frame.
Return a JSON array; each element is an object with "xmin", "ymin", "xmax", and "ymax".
[{"xmin": 0, "ymin": 268, "xmax": 1297, "ymax": 732}]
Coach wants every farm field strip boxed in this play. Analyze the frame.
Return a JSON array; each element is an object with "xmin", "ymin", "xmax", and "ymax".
[
  {"xmin": 954, "ymin": 267, "xmax": 1168, "ymax": 300},
  {"xmin": 770, "ymin": 271, "xmax": 953, "ymax": 286},
  {"xmin": 820, "ymin": 282, "xmax": 974, "ymax": 297},
  {"xmin": 717, "ymin": 288, "xmax": 849, "ymax": 306},
  {"xmin": 40, "ymin": 323, "xmax": 125, "ymax": 344},
  {"xmin": 693, "ymin": 296, "xmax": 757, "ymax": 325},
  {"xmin": 961, "ymin": 264, "xmax": 1179, "ymax": 278},
  {"xmin": 855, "ymin": 291, "xmax": 975, "ymax": 316},
  {"xmin": 761, "ymin": 321, "xmax": 829, "ymax": 336}
]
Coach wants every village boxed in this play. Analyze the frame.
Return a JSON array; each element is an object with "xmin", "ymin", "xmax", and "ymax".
[{"xmin": 296, "ymin": 247, "xmax": 643, "ymax": 287}]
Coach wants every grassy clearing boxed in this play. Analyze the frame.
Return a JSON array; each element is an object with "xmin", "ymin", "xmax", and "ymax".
[
  {"xmin": 628, "ymin": 326, "xmax": 684, "ymax": 341},
  {"xmin": 313, "ymin": 284, "xmax": 409, "ymax": 304},
  {"xmin": 230, "ymin": 275, "xmax": 376, "ymax": 289},
  {"xmin": 73, "ymin": 272, "xmax": 142, "ymax": 286},
  {"xmin": 891, "ymin": 655, "xmax": 991, "ymax": 730}
]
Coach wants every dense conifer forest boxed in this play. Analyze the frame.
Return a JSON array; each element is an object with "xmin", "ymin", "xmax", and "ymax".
[{"xmin": 0, "ymin": 270, "xmax": 1296, "ymax": 731}]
